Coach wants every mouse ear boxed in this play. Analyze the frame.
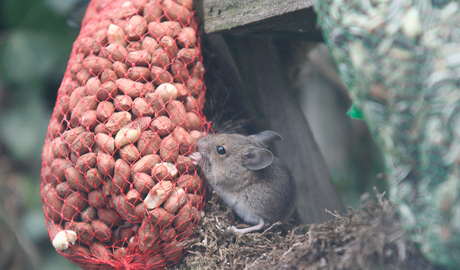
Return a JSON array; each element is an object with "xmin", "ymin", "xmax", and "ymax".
[
  {"xmin": 242, "ymin": 147, "xmax": 274, "ymax": 170},
  {"xmin": 249, "ymin": 131, "xmax": 282, "ymax": 147}
]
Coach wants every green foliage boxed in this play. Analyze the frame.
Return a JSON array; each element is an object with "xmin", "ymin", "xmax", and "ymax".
[{"xmin": 0, "ymin": 0, "xmax": 82, "ymax": 269}]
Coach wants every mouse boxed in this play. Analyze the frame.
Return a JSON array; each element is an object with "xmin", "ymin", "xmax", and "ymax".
[{"xmin": 190, "ymin": 130, "xmax": 296, "ymax": 234}]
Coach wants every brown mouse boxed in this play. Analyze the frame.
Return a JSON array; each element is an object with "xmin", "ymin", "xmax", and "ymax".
[{"xmin": 190, "ymin": 130, "xmax": 296, "ymax": 234}]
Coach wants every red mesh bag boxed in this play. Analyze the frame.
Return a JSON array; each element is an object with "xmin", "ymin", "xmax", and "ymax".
[{"xmin": 40, "ymin": 0, "xmax": 206, "ymax": 268}]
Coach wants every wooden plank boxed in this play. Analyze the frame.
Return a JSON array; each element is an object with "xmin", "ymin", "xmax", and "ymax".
[{"xmin": 196, "ymin": 0, "xmax": 322, "ymax": 40}]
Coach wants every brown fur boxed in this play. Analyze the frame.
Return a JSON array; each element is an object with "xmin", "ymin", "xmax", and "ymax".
[{"xmin": 195, "ymin": 131, "xmax": 296, "ymax": 226}]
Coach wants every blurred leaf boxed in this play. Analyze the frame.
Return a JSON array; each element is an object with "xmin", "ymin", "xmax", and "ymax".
[
  {"xmin": 45, "ymin": 0, "xmax": 80, "ymax": 16},
  {"xmin": 43, "ymin": 250, "xmax": 81, "ymax": 270},
  {"xmin": 22, "ymin": 209, "xmax": 48, "ymax": 244},
  {"xmin": 2, "ymin": 0, "xmax": 75, "ymax": 31},
  {"xmin": 0, "ymin": 94, "xmax": 50, "ymax": 163},
  {"xmin": 0, "ymin": 29, "xmax": 73, "ymax": 87}
]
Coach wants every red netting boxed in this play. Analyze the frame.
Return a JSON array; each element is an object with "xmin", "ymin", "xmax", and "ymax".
[{"xmin": 40, "ymin": 0, "xmax": 207, "ymax": 268}]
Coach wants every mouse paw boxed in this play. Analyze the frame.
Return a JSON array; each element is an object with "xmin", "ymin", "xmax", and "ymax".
[{"xmin": 190, "ymin": 152, "xmax": 203, "ymax": 165}]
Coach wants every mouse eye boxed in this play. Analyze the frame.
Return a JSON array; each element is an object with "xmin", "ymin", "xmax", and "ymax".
[{"xmin": 216, "ymin": 145, "xmax": 226, "ymax": 155}]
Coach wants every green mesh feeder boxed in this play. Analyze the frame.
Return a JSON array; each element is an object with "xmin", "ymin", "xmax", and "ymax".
[{"xmin": 315, "ymin": 0, "xmax": 460, "ymax": 268}]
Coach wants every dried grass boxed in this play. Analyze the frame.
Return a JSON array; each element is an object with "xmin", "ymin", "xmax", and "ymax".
[{"xmin": 172, "ymin": 190, "xmax": 443, "ymax": 270}]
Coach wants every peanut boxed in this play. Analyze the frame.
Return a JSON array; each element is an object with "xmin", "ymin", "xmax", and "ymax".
[
  {"xmin": 53, "ymin": 230, "xmax": 77, "ymax": 251},
  {"xmin": 133, "ymin": 172, "xmax": 155, "ymax": 194},
  {"xmin": 94, "ymin": 133, "xmax": 116, "ymax": 155},
  {"xmin": 65, "ymin": 165, "xmax": 89, "ymax": 192},
  {"xmin": 89, "ymin": 190, "xmax": 107, "ymax": 208},
  {"xmin": 172, "ymin": 127, "xmax": 194, "ymax": 154},
  {"xmin": 144, "ymin": 180, "xmax": 173, "ymax": 209},
  {"xmin": 113, "ymin": 61, "xmax": 128, "ymax": 78},
  {"xmin": 183, "ymin": 111, "xmax": 201, "ymax": 131},
  {"xmin": 113, "ymin": 158, "xmax": 131, "ymax": 192},
  {"xmin": 89, "ymin": 242, "xmax": 112, "ymax": 260},
  {"xmin": 132, "ymin": 154, "xmax": 161, "ymax": 176},
  {"xmin": 159, "ymin": 35, "xmax": 179, "ymax": 58},
  {"xmin": 151, "ymin": 115, "xmax": 175, "ymax": 136},
  {"xmin": 100, "ymin": 43, "xmax": 128, "ymax": 62},
  {"xmin": 163, "ymin": 239, "xmax": 184, "ymax": 263},
  {"xmin": 187, "ymin": 194, "xmax": 203, "ymax": 207},
  {"xmin": 151, "ymin": 48, "xmax": 171, "ymax": 68},
  {"xmin": 138, "ymin": 220, "xmax": 160, "ymax": 252},
  {"xmin": 162, "ymin": 0, "xmax": 192, "ymax": 25},
  {"xmin": 174, "ymin": 83, "xmax": 189, "ymax": 101},
  {"xmin": 116, "ymin": 78, "xmax": 146, "ymax": 98},
  {"xmin": 107, "ymin": 24, "xmax": 127, "ymax": 46},
  {"xmin": 61, "ymin": 191, "xmax": 88, "ymax": 221},
  {"xmin": 86, "ymin": 168, "xmax": 104, "ymax": 189},
  {"xmin": 119, "ymin": 144, "xmax": 140, "ymax": 162},
  {"xmin": 51, "ymin": 158, "xmax": 70, "ymax": 183},
  {"xmin": 148, "ymin": 21, "xmax": 180, "ymax": 39},
  {"xmin": 97, "ymin": 208, "xmax": 122, "ymax": 227},
  {"xmin": 141, "ymin": 36, "xmax": 159, "ymax": 54},
  {"xmin": 155, "ymin": 83, "xmax": 178, "ymax": 103},
  {"xmin": 151, "ymin": 66, "xmax": 173, "ymax": 85},
  {"xmin": 145, "ymin": 92, "xmax": 166, "ymax": 116},
  {"xmin": 97, "ymin": 152, "xmax": 115, "ymax": 176},
  {"xmin": 113, "ymin": 195, "xmax": 140, "ymax": 223},
  {"xmin": 133, "ymin": 116, "xmax": 152, "ymax": 131},
  {"xmin": 100, "ymin": 69, "xmax": 118, "ymax": 84},
  {"xmin": 177, "ymin": 27, "xmax": 196, "ymax": 48},
  {"xmin": 84, "ymin": 56, "xmax": 112, "ymax": 76},
  {"xmin": 56, "ymin": 182, "xmax": 71, "ymax": 199},
  {"xmin": 163, "ymin": 187, "xmax": 188, "ymax": 213},
  {"xmin": 176, "ymin": 155, "xmax": 196, "ymax": 173},
  {"xmin": 176, "ymin": 173, "xmax": 202, "ymax": 193},
  {"xmin": 44, "ymin": 185, "xmax": 64, "ymax": 222},
  {"xmin": 160, "ymin": 226, "xmax": 177, "ymax": 242},
  {"xmin": 159, "ymin": 134, "xmax": 179, "ymax": 162},
  {"xmin": 126, "ymin": 50, "xmax": 151, "ymax": 67},
  {"xmin": 171, "ymin": 59, "xmax": 189, "ymax": 83},
  {"xmin": 166, "ymin": 100, "xmax": 186, "ymax": 127},
  {"xmin": 177, "ymin": 48, "xmax": 198, "ymax": 67},
  {"xmin": 74, "ymin": 222, "xmax": 94, "ymax": 244},
  {"xmin": 128, "ymin": 66, "xmax": 150, "ymax": 82},
  {"xmin": 113, "ymin": 94, "xmax": 133, "ymax": 111},
  {"xmin": 138, "ymin": 130, "xmax": 162, "ymax": 156},
  {"xmin": 104, "ymin": 111, "xmax": 132, "ymax": 134},
  {"xmin": 81, "ymin": 206, "xmax": 97, "ymax": 222},
  {"xmin": 115, "ymin": 126, "xmax": 141, "ymax": 148},
  {"xmin": 143, "ymin": 2, "xmax": 163, "ymax": 23},
  {"xmin": 76, "ymin": 152, "xmax": 97, "ymax": 173},
  {"xmin": 132, "ymin": 97, "xmax": 154, "ymax": 117},
  {"xmin": 148, "ymin": 207, "xmax": 173, "ymax": 227},
  {"xmin": 86, "ymin": 77, "xmax": 101, "ymax": 96},
  {"xmin": 51, "ymin": 137, "xmax": 70, "ymax": 159},
  {"xmin": 185, "ymin": 76, "xmax": 203, "ymax": 96},
  {"xmin": 91, "ymin": 220, "xmax": 112, "ymax": 242},
  {"xmin": 152, "ymin": 163, "xmax": 169, "ymax": 181},
  {"xmin": 71, "ymin": 131, "xmax": 95, "ymax": 156},
  {"xmin": 174, "ymin": 204, "xmax": 193, "ymax": 233},
  {"xmin": 123, "ymin": 15, "xmax": 147, "ymax": 41}
]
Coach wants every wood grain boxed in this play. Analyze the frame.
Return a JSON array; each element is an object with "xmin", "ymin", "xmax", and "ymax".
[{"xmin": 196, "ymin": 0, "xmax": 322, "ymax": 40}]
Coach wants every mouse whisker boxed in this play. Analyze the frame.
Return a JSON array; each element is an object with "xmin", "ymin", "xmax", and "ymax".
[{"xmin": 214, "ymin": 89, "xmax": 232, "ymax": 127}]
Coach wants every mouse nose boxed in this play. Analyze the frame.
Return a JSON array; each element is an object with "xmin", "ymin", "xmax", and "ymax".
[{"xmin": 195, "ymin": 138, "xmax": 207, "ymax": 152}]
